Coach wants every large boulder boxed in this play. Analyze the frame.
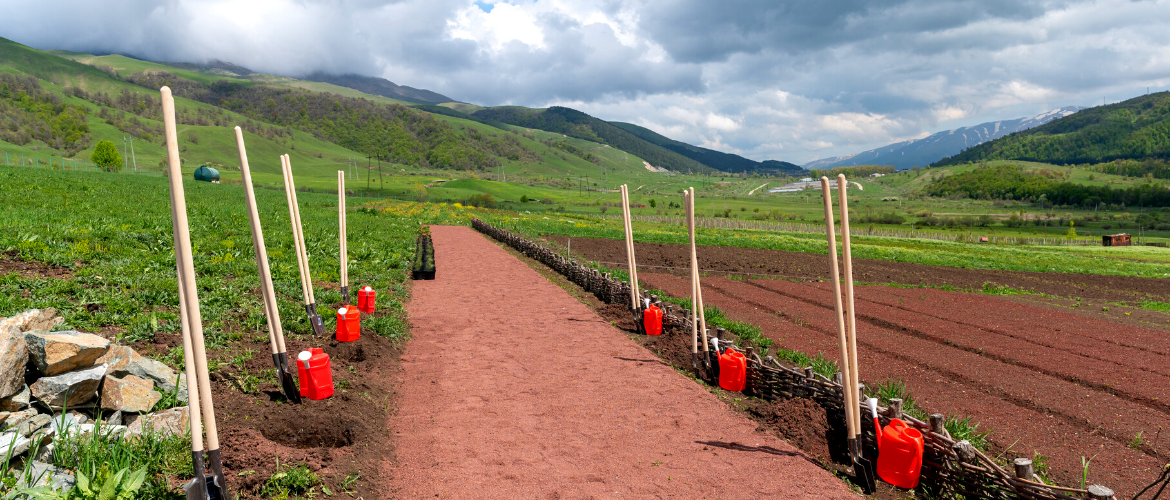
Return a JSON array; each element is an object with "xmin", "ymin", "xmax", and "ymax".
[
  {"xmin": 126, "ymin": 406, "xmax": 189, "ymax": 437},
  {"xmin": 97, "ymin": 345, "xmax": 178, "ymax": 392},
  {"xmin": 30, "ymin": 364, "xmax": 106, "ymax": 409},
  {"xmin": 0, "ymin": 308, "xmax": 63, "ymax": 334},
  {"xmin": 0, "ymin": 385, "xmax": 30, "ymax": 412},
  {"xmin": 25, "ymin": 330, "xmax": 110, "ymax": 376},
  {"xmin": 0, "ymin": 326, "xmax": 27, "ymax": 399},
  {"xmin": 100, "ymin": 374, "xmax": 160, "ymax": 414}
]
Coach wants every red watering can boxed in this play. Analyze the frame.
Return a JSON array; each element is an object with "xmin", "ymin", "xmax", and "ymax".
[
  {"xmin": 357, "ymin": 286, "xmax": 375, "ymax": 313},
  {"xmin": 869, "ymin": 398, "xmax": 924, "ymax": 489},
  {"xmin": 643, "ymin": 304, "xmax": 663, "ymax": 336},
  {"xmin": 336, "ymin": 305, "xmax": 360, "ymax": 342},
  {"xmin": 715, "ymin": 341, "xmax": 747, "ymax": 392},
  {"xmin": 297, "ymin": 348, "xmax": 334, "ymax": 400}
]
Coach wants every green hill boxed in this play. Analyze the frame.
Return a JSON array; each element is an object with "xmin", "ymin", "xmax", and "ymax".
[
  {"xmin": 935, "ymin": 91, "xmax": 1170, "ymax": 166},
  {"xmin": 608, "ymin": 121, "xmax": 804, "ymax": 175},
  {"xmin": 472, "ymin": 106, "xmax": 716, "ymax": 174}
]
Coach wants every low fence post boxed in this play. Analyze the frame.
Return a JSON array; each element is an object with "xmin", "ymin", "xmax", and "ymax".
[
  {"xmin": 1087, "ymin": 485, "xmax": 1115, "ymax": 500},
  {"xmin": 930, "ymin": 413, "xmax": 950, "ymax": 439},
  {"xmin": 1013, "ymin": 457, "xmax": 1033, "ymax": 481},
  {"xmin": 888, "ymin": 398, "xmax": 903, "ymax": 419}
]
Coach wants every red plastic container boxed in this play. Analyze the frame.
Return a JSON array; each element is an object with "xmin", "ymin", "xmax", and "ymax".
[
  {"xmin": 357, "ymin": 286, "xmax": 375, "ymax": 314},
  {"xmin": 297, "ymin": 348, "xmax": 334, "ymax": 400},
  {"xmin": 643, "ymin": 305, "xmax": 663, "ymax": 336},
  {"xmin": 336, "ymin": 306, "xmax": 360, "ymax": 342},
  {"xmin": 717, "ymin": 348, "xmax": 747, "ymax": 392},
  {"xmin": 876, "ymin": 419, "xmax": 924, "ymax": 488}
]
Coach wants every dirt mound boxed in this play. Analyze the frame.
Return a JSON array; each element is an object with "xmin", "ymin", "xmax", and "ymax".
[{"xmin": 748, "ymin": 397, "xmax": 835, "ymax": 461}]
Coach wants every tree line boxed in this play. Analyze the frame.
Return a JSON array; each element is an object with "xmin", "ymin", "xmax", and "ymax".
[
  {"xmin": 0, "ymin": 73, "xmax": 90, "ymax": 155},
  {"xmin": 923, "ymin": 164, "xmax": 1170, "ymax": 208}
]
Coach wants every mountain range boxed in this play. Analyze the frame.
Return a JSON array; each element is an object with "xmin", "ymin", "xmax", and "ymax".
[{"xmin": 804, "ymin": 106, "xmax": 1082, "ymax": 170}]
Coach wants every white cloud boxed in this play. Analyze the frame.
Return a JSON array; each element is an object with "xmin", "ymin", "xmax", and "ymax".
[{"xmin": 2, "ymin": 0, "xmax": 1169, "ymax": 164}]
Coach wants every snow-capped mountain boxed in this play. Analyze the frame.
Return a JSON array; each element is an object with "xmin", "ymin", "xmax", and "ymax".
[{"xmin": 803, "ymin": 106, "xmax": 1082, "ymax": 170}]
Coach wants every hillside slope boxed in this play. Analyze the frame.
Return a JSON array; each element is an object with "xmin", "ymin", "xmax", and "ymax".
[
  {"xmin": 302, "ymin": 72, "xmax": 453, "ymax": 104},
  {"xmin": 935, "ymin": 93, "xmax": 1170, "ymax": 166},
  {"xmin": 472, "ymin": 106, "xmax": 715, "ymax": 174},
  {"xmin": 806, "ymin": 107, "xmax": 1081, "ymax": 170},
  {"xmin": 608, "ymin": 121, "xmax": 804, "ymax": 175}
]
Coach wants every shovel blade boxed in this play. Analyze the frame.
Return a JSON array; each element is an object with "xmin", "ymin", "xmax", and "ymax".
[
  {"xmin": 854, "ymin": 456, "xmax": 876, "ymax": 493},
  {"xmin": 183, "ymin": 476, "xmax": 208, "ymax": 500},
  {"xmin": 274, "ymin": 352, "xmax": 302, "ymax": 404}
]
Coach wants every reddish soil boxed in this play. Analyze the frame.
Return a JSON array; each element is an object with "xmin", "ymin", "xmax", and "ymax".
[
  {"xmin": 547, "ymin": 235, "xmax": 1170, "ymax": 303},
  {"xmin": 1, "ymin": 249, "xmax": 72, "ymax": 279},
  {"xmin": 154, "ymin": 310, "xmax": 402, "ymax": 498},
  {"xmin": 390, "ymin": 226, "xmax": 857, "ymax": 499},
  {"xmin": 640, "ymin": 272, "xmax": 1169, "ymax": 496}
]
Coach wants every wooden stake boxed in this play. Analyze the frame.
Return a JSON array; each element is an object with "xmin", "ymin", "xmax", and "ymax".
[
  {"xmin": 821, "ymin": 176, "xmax": 857, "ymax": 443},
  {"xmin": 838, "ymin": 173, "xmax": 863, "ymax": 439},
  {"xmin": 161, "ymin": 86, "xmax": 228, "ymax": 497}
]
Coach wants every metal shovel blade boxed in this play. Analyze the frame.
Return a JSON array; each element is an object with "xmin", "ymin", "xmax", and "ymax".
[
  {"xmin": 340, "ymin": 285, "xmax": 350, "ymax": 305},
  {"xmin": 183, "ymin": 475, "xmax": 209, "ymax": 500},
  {"xmin": 305, "ymin": 304, "xmax": 327, "ymax": 335},
  {"xmin": 274, "ymin": 353, "xmax": 302, "ymax": 404},
  {"xmin": 849, "ymin": 437, "xmax": 876, "ymax": 493}
]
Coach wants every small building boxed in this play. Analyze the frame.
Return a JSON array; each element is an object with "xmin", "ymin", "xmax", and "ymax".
[
  {"xmin": 1102, "ymin": 233, "xmax": 1131, "ymax": 246},
  {"xmin": 194, "ymin": 166, "xmax": 220, "ymax": 183}
]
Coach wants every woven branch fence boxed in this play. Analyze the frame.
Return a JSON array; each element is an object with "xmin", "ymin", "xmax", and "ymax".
[
  {"xmin": 599, "ymin": 213, "xmax": 1101, "ymax": 246},
  {"xmin": 472, "ymin": 218, "xmax": 1118, "ymax": 500}
]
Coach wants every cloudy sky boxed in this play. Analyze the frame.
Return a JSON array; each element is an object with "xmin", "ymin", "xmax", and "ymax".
[{"xmin": 4, "ymin": 0, "xmax": 1169, "ymax": 164}]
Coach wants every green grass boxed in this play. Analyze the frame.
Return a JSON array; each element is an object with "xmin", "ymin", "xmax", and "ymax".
[
  {"xmin": 259, "ymin": 462, "xmax": 321, "ymax": 500},
  {"xmin": 49, "ymin": 418, "xmax": 191, "ymax": 499}
]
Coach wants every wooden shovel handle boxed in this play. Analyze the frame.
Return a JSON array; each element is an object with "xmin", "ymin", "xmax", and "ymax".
[
  {"xmin": 235, "ymin": 128, "xmax": 284, "ymax": 357},
  {"xmin": 281, "ymin": 156, "xmax": 311, "ymax": 306},
  {"xmin": 821, "ymin": 176, "xmax": 857, "ymax": 438},
  {"xmin": 286, "ymin": 156, "xmax": 315, "ymax": 305},
  {"xmin": 690, "ymin": 187, "xmax": 708, "ymax": 350},
  {"xmin": 838, "ymin": 173, "xmax": 863, "ymax": 437},
  {"xmin": 161, "ymin": 87, "xmax": 220, "ymax": 450},
  {"xmin": 338, "ymin": 171, "xmax": 348, "ymax": 288}
]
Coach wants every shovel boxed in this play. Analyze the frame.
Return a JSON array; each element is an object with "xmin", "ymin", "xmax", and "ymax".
[
  {"xmin": 821, "ymin": 175, "xmax": 875, "ymax": 493},
  {"xmin": 235, "ymin": 129, "xmax": 301, "ymax": 404},
  {"xmin": 281, "ymin": 155, "xmax": 327, "ymax": 335},
  {"xmin": 620, "ymin": 185, "xmax": 645, "ymax": 332},
  {"xmin": 839, "ymin": 173, "xmax": 876, "ymax": 491},
  {"xmin": 338, "ymin": 171, "xmax": 350, "ymax": 305},
  {"xmin": 684, "ymin": 188, "xmax": 712, "ymax": 379},
  {"xmin": 161, "ymin": 86, "xmax": 230, "ymax": 500}
]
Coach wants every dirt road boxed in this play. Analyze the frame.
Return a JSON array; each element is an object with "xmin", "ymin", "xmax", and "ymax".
[{"xmin": 389, "ymin": 226, "xmax": 857, "ymax": 499}]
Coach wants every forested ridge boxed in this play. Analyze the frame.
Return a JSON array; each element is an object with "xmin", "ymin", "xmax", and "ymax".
[
  {"xmin": 924, "ymin": 164, "xmax": 1170, "ymax": 207},
  {"xmin": 0, "ymin": 73, "xmax": 90, "ymax": 155},
  {"xmin": 935, "ymin": 92, "xmax": 1170, "ymax": 166},
  {"xmin": 472, "ymin": 106, "xmax": 715, "ymax": 173},
  {"xmin": 125, "ymin": 72, "xmax": 541, "ymax": 171},
  {"xmin": 608, "ymin": 121, "xmax": 804, "ymax": 175}
]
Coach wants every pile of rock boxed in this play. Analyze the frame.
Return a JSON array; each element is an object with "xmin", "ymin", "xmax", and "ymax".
[{"xmin": 1, "ymin": 309, "xmax": 191, "ymax": 489}]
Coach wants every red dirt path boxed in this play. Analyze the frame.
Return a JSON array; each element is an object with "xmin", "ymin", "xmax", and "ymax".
[
  {"xmin": 388, "ymin": 226, "xmax": 858, "ymax": 499},
  {"xmin": 640, "ymin": 273, "xmax": 1168, "ymax": 495}
]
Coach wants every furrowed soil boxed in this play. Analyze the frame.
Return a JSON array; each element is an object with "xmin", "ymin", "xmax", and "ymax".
[
  {"xmin": 551, "ymin": 236, "xmax": 1170, "ymax": 495},
  {"xmin": 547, "ymin": 236, "xmax": 1170, "ymax": 302},
  {"xmin": 389, "ymin": 226, "xmax": 857, "ymax": 499}
]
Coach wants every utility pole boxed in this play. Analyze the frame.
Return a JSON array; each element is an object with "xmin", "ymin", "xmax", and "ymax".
[
  {"xmin": 128, "ymin": 136, "xmax": 137, "ymax": 172},
  {"xmin": 122, "ymin": 136, "xmax": 129, "ymax": 172},
  {"xmin": 366, "ymin": 153, "xmax": 371, "ymax": 191}
]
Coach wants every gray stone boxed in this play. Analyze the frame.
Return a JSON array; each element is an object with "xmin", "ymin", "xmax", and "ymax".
[
  {"xmin": 30, "ymin": 364, "xmax": 106, "ymax": 408},
  {"xmin": 0, "ymin": 385, "xmax": 30, "ymax": 411},
  {"xmin": 15, "ymin": 413, "xmax": 50, "ymax": 437},
  {"xmin": 176, "ymin": 373, "xmax": 188, "ymax": 404},
  {"xmin": 65, "ymin": 410, "xmax": 88, "ymax": 425},
  {"xmin": 0, "ymin": 308, "xmax": 63, "ymax": 334},
  {"xmin": 126, "ymin": 406, "xmax": 189, "ymax": 437},
  {"xmin": 104, "ymin": 410, "xmax": 123, "ymax": 426},
  {"xmin": 0, "ymin": 326, "xmax": 27, "ymax": 399},
  {"xmin": 98, "ymin": 345, "xmax": 178, "ymax": 392},
  {"xmin": 48, "ymin": 412, "xmax": 84, "ymax": 435},
  {"xmin": 101, "ymin": 374, "xmax": 160, "ymax": 413},
  {"xmin": 25, "ymin": 330, "xmax": 110, "ymax": 376},
  {"xmin": 3, "ymin": 408, "xmax": 38, "ymax": 431},
  {"xmin": 19, "ymin": 461, "xmax": 75, "ymax": 491},
  {"xmin": 69, "ymin": 422, "xmax": 126, "ymax": 438},
  {"xmin": 0, "ymin": 431, "xmax": 32, "ymax": 458}
]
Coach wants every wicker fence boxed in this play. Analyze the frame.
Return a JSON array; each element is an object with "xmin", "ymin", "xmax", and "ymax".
[{"xmin": 472, "ymin": 218, "xmax": 1120, "ymax": 499}]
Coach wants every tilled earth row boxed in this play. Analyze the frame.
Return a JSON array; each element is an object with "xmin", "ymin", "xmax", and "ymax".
[{"xmin": 640, "ymin": 272, "xmax": 1168, "ymax": 496}]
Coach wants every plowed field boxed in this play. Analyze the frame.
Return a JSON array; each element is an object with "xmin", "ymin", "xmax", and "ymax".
[{"xmin": 554, "ymin": 236, "xmax": 1170, "ymax": 495}]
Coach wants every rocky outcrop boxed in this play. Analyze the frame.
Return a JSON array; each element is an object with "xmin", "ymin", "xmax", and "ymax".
[
  {"xmin": 24, "ymin": 330, "xmax": 110, "ymax": 376},
  {"xmin": 0, "ymin": 384, "xmax": 30, "ymax": 411},
  {"xmin": 0, "ymin": 326, "xmax": 27, "ymax": 399},
  {"xmin": 29, "ymin": 364, "xmax": 106, "ymax": 409},
  {"xmin": 97, "ymin": 345, "xmax": 179, "ymax": 392},
  {"xmin": 0, "ymin": 308, "xmax": 63, "ymax": 334},
  {"xmin": 100, "ymin": 374, "xmax": 160, "ymax": 413},
  {"xmin": 126, "ymin": 406, "xmax": 189, "ymax": 437}
]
